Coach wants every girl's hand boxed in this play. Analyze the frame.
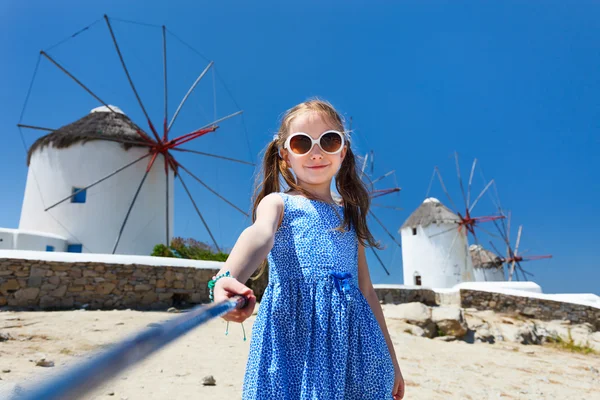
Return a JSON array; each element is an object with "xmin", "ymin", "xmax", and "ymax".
[
  {"xmin": 393, "ymin": 361, "xmax": 405, "ymax": 399},
  {"xmin": 213, "ymin": 277, "xmax": 256, "ymax": 323}
]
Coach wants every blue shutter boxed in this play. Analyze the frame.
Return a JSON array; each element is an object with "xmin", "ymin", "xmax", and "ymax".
[
  {"xmin": 71, "ymin": 187, "xmax": 87, "ymax": 203},
  {"xmin": 67, "ymin": 244, "xmax": 83, "ymax": 253},
  {"xmin": 46, "ymin": 245, "xmax": 55, "ymax": 252}
]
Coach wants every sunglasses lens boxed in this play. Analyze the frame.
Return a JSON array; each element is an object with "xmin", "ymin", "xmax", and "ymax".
[
  {"xmin": 289, "ymin": 135, "xmax": 313, "ymax": 154},
  {"xmin": 320, "ymin": 132, "xmax": 343, "ymax": 153}
]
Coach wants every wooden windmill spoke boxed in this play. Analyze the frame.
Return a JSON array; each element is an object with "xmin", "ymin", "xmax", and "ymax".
[
  {"xmin": 428, "ymin": 225, "xmax": 458, "ymax": 239},
  {"xmin": 370, "ymin": 188, "xmax": 401, "ymax": 199},
  {"xmin": 368, "ymin": 211, "xmax": 401, "ymax": 248},
  {"xmin": 371, "ymin": 203, "xmax": 403, "ymax": 211},
  {"xmin": 39, "ymin": 51, "xmax": 153, "ymax": 144},
  {"xmin": 508, "ymin": 225, "xmax": 523, "ymax": 281},
  {"xmin": 434, "ymin": 167, "xmax": 458, "ymax": 211},
  {"xmin": 17, "ymin": 124, "xmax": 54, "ymax": 132},
  {"xmin": 195, "ymin": 110, "xmax": 244, "ymax": 131},
  {"xmin": 168, "ymin": 61, "xmax": 214, "ymax": 133},
  {"xmin": 44, "ymin": 153, "xmax": 152, "ymax": 212},
  {"xmin": 475, "ymin": 224, "xmax": 503, "ymax": 240},
  {"xmin": 164, "ymin": 157, "xmax": 170, "ymax": 246},
  {"xmin": 104, "ymin": 15, "xmax": 160, "ymax": 142},
  {"xmin": 371, "ymin": 170, "xmax": 395, "ymax": 185},
  {"xmin": 162, "ymin": 25, "xmax": 168, "ymax": 141},
  {"xmin": 454, "ymin": 152, "xmax": 469, "ymax": 210},
  {"xmin": 444, "ymin": 230, "xmax": 461, "ymax": 262},
  {"xmin": 177, "ymin": 162, "xmax": 248, "ymax": 217},
  {"xmin": 171, "ymin": 148, "xmax": 255, "ymax": 166},
  {"xmin": 469, "ymin": 179, "xmax": 494, "ymax": 214},
  {"xmin": 177, "ymin": 173, "xmax": 221, "ymax": 253},
  {"xmin": 369, "ymin": 247, "xmax": 390, "ymax": 275},
  {"xmin": 112, "ymin": 169, "xmax": 151, "ymax": 254},
  {"xmin": 467, "ymin": 158, "xmax": 477, "ymax": 208},
  {"xmin": 359, "ymin": 152, "xmax": 369, "ymax": 179},
  {"xmin": 489, "ymin": 241, "xmax": 505, "ymax": 261}
]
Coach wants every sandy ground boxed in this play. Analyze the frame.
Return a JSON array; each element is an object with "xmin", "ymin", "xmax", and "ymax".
[{"xmin": 0, "ymin": 307, "xmax": 598, "ymax": 400}]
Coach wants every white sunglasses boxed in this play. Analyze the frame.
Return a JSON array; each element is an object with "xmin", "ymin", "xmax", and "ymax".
[{"xmin": 282, "ymin": 130, "xmax": 345, "ymax": 156}]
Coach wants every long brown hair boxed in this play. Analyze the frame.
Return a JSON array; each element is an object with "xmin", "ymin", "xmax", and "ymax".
[{"xmin": 250, "ymin": 98, "xmax": 381, "ymax": 278}]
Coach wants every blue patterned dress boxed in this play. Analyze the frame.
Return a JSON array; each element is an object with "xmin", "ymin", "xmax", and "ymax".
[{"xmin": 242, "ymin": 192, "xmax": 395, "ymax": 399}]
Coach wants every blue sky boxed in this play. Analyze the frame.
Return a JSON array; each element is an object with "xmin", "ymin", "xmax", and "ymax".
[{"xmin": 1, "ymin": 1, "xmax": 598, "ymax": 294}]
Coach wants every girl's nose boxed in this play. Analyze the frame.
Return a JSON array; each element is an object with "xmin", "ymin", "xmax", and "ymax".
[{"xmin": 309, "ymin": 143, "xmax": 324, "ymax": 159}]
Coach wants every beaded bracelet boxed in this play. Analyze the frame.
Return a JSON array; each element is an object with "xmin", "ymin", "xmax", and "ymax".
[{"xmin": 207, "ymin": 271, "xmax": 247, "ymax": 341}]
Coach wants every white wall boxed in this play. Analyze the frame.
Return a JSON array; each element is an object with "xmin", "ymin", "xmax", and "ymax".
[
  {"xmin": 0, "ymin": 228, "xmax": 67, "ymax": 252},
  {"xmin": 401, "ymin": 223, "xmax": 474, "ymax": 289},
  {"xmin": 19, "ymin": 140, "xmax": 174, "ymax": 255},
  {"xmin": 474, "ymin": 266, "xmax": 506, "ymax": 282},
  {"xmin": 0, "ymin": 229, "xmax": 14, "ymax": 249}
]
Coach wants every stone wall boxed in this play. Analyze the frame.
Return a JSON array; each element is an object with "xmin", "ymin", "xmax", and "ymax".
[
  {"xmin": 460, "ymin": 289, "xmax": 600, "ymax": 331},
  {"xmin": 0, "ymin": 257, "xmax": 268, "ymax": 311},
  {"xmin": 374, "ymin": 286, "xmax": 437, "ymax": 306}
]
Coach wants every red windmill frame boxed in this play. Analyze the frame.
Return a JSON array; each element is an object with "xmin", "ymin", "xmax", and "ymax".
[
  {"xmin": 426, "ymin": 152, "xmax": 505, "ymax": 245},
  {"xmin": 17, "ymin": 15, "xmax": 254, "ymax": 255},
  {"xmin": 489, "ymin": 211, "xmax": 553, "ymax": 282}
]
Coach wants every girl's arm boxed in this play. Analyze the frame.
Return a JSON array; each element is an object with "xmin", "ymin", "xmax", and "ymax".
[
  {"xmin": 211, "ymin": 193, "xmax": 284, "ymax": 322},
  {"xmin": 357, "ymin": 242, "xmax": 405, "ymax": 399}
]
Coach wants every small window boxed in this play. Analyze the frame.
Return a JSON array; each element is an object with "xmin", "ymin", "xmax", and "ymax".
[
  {"xmin": 412, "ymin": 227, "xmax": 417, "ymax": 236},
  {"xmin": 67, "ymin": 244, "xmax": 83, "ymax": 253},
  {"xmin": 71, "ymin": 187, "xmax": 87, "ymax": 203},
  {"xmin": 46, "ymin": 245, "xmax": 55, "ymax": 252},
  {"xmin": 414, "ymin": 272, "xmax": 422, "ymax": 286}
]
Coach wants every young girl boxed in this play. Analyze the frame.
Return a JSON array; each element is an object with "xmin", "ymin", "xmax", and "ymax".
[{"xmin": 211, "ymin": 99, "xmax": 405, "ymax": 399}]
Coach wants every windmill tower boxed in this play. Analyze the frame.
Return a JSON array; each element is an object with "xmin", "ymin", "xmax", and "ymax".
[
  {"xmin": 14, "ymin": 15, "xmax": 253, "ymax": 255},
  {"xmin": 469, "ymin": 244, "xmax": 505, "ymax": 282},
  {"xmin": 400, "ymin": 198, "xmax": 474, "ymax": 288},
  {"xmin": 19, "ymin": 106, "xmax": 174, "ymax": 255}
]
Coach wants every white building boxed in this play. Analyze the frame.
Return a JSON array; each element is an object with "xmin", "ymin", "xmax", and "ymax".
[
  {"xmin": 399, "ymin": 198, "xmax": 474, "ymax": 288},
  {"xmin": 13, "ymin": 105, "xmax": 174, "ymax": 255},
  {"xmin": 470, "ymin": 244, "xmax": 506, "ymax": 282}
]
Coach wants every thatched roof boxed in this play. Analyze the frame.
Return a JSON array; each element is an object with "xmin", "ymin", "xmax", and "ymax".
[
  {"xmin": 470, "ymin": 244, "xmax": 504, "ymax": 269},
  {"xmin": 27, "ymin": 106, "xmax": 149, "ymax": 165},
  {"xmin": 400, "ymin": 198, "xmax": 460, "ymax": 230}
]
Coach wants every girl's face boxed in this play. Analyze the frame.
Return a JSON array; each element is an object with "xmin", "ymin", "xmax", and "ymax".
[{"xmin": 280, "ymin": 112, "xmax": 347, "ymax": 190}]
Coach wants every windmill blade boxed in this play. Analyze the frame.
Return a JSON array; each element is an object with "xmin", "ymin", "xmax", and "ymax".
[
  {"xmin": 467, "ymin": 158, "xmax": 477, "ymax": 208},
  {"xmin": 17, "ymin": 124, "xmax": 54, "ymax": 132},
  {"xmin": 370, "ymin": 150, "xmax": 374, "ymax": 175},
  {"xmin": 369, "ymin": 247, "xmax": 390, "ymax": 276},
  {"xmin": 489, "ymin": 241, "xmax": 506, "ymax": 262},
  {"xmin": 177, "ymin": 162, "xmax": 248, "ymax": 217},
  {"xmin": 162, "ymin": 25, "xmax": 168, "ymax": 140},
  {"xmin": 469, "ymin": 179, "xmax": 494, "ymax": 214},
  {"xmin": 443, "ymin": 230, "xmax": 461, "ymax": 263},
  {"xmin": 359, "ymin": 152, "xmax": 369, "ymax": 179},
  {"xmin": 508, "ymin": 259, "xmax": 517, "ymax": 281},
  {"xmin": 425, "ymin": 168, "xmax": 436, "ymax": 199},
  {"xmin": 368, "ymin": 210, "xmax": 401, "ymax": 248},
  {"xmin": 454, "ymin": 152, "xmax": 468, "ymax": 210},
  {"xmin": 428, "ymin": 225, "xmax": 458, "ymax": 239},
  {"xmin": 104, "ymin": 15, "xmax": 160, "ymax": 141},
  {"xmin": 371, "ymin": 170, "xmax": 395, "ymax": 185},
  {"xmin": 514, "ymin": 225, "xmax": 523, "ymax": 256},
  {"xmin": 164, "ymin": 158, "xmax": 170, "ymax": 246},
  {"xmin": 371, "ymin": 204, "xmax": 404, "ymax": 211},
  {"xmin": 45, "ymin": 153, "xmax": 152, "ymax": 211},
  {"xmin": 112, "ymin": 169, "xmax": 151, "ymax": 254},
  {"xmin": 168, "ymin": 61, "xmax": 214, "ymax": 133},
  {"xmin": 171, "ymin": 148, "xmax": 255, "ymax": 166},
  {"xmin": 177, "ymin": 173, "xmax": 221, "ymax": 253},
  {"xmin": 475, "ymin": 224, "xmax": 504, "ymax": 240},
  {"xmin": 434, "ymin": 167, "xmax": 458, "ymax": 211}
]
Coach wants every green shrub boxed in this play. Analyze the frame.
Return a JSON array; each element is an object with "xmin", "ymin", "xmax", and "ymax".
[{"xmin": 151, "ymin": 237, "xmax": 229, "ymax": 262}]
